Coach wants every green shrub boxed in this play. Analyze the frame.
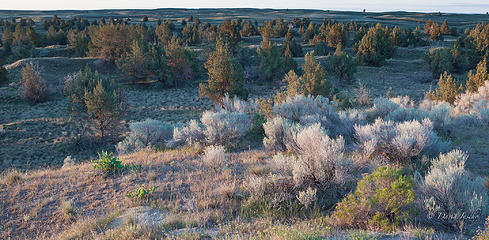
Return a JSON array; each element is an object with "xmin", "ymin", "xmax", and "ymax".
[
  {"xmin": 126, "ymin": 185, "xmax": 157, "ymax": 200},
  {"xmin": 331, "ymin": 166, "xmax": 415, "ymax": 232},
  {"xmin": 92, "ymin": 151, "xmax": 124, "ymax": 173}
]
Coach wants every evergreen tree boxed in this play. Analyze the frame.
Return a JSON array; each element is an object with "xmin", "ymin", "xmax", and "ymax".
[
  {"xmin": 283, "ymin": 46, "xmax": 299, "ymax": 74},
  {"xmin": 257, "ymin": 35, "xmax": 284, "ymax": 83},
  {"xmin": 301, "ymin": 51, "xmax": 332, "ymax": 97},
  {"xmin": 67, "ymin": 29, "xmax": 89, "ymax": 57},
  {"xmin": 466, "ymin": 58, "xmax": 489, "ymax": 93},
  {"xmin": 426, "ymin": 72, "xmax": 462, "ymax": 104},
  {"xmin": 441, "ymin": 20, "xmax": 449, "ymax": 35},
  {"xmin": 165, "ymin": 37, "xmax": 197, "ymax": 87},
  {"xmin": 155, "ymin": 22, "xmax": 173, "ymax": 46},
  {"xmin": 282, "ymin": 29, "xmax": 303, "ymax": 57},
  {"xmin": 88, "ymin": 22, "xmax": 131, "ymax": 62},
  {"xmin": 326, "ymin": 43, "xmax": 357, "ymax": 83},
  {"xmin": 116, "ymin": 40, "xmax": 168, "ymax": 83},
  {"xmin": 356, "ymin": 24, "xmax": 394, "ymax": 67},
  {"xmin": 65, "ymin": 66, "xmax": 126, "ymax": 139},
  {"xmin": 218, "ymin": 19, "xmax": 241, "ymax": 49},
  {"xmin": 199, "ymin": 39, "xmax": 248, "ymax": 105}
]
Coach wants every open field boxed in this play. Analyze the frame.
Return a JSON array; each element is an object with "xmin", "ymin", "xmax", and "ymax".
[{"xmin": 1, "ymin": 8, "xmax": 489, "ymax": 240}]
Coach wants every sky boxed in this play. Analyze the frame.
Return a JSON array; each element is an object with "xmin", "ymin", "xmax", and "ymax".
[{"xmin": 1, "ymin": 0, "xmax": 489, "ymax": 14}]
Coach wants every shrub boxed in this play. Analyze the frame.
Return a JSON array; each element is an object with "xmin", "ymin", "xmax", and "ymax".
[
  {"xmin": 355, "ymin": 118, "xmax": 443, "ymax": 163},
  {"xmin": 296, "ymin": 187, "xmax": 317, "ymax": 209},
  {"xmin": 20, "ymin": 62, "xmax": 47, "ymax": 104},
  {"xmin": 270, "ymin": 95, "xmax": 359, "ymax": 140},
  {"xmin": 425, "ymin": 72, "xmax": 462, "ymax": 104},
  {"xmin": 263, "ymin": 117, "xmax": 298, "ymax": 152},
  {"xmin": 283, "ymin": 123, "xmax": 347, "ymax": 187},
  {"xmin": 202, "ymin": 145, "xmax": 227, "ymax": 170},
  {"xmin": 116, "ymin": 119, "xmax": 174, "ymax": 154},
  {"xmin": 172, "ymin": 119, "xmax": 205, "ymax": 146},
  {"xmin": 172, "ymin": 107, "xmax": 251, "ymax": 146},
  {"xmin": 453, "ymin": 80, "xmax": 489, "ymax": 124},
  {"xmin": 369, "ymin": 97, "xmax": 402, "ymax": 119},
  {"xmin": 126, "ymin": 185, "xmax": 156, "ymax": 201},
  {"xmin": 419, "ymin": 150, "xmax": 489, "ymax": 231},
  {"xmin": 331, "ymin": 166, "xmax": 415, "ymax": 232},
  {"xmin": 199, "ymin": 39, "xmax": 248, "ymax": 105},
  {"xmin": 92, "ymin": 151, "xmax": 124, "ymax": 173},
  {"xmin": 201, "ymin": 110, "xmax": 251, "ymax": 145},
  {"xmin": 475, "ymin": 217, "xmax": 489, "ymax": 240}
]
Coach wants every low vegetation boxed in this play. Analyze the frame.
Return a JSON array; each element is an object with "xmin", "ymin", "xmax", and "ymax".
[{"xmin": 2, "ymin": 9, "xmax": 489, "ymax": 239}]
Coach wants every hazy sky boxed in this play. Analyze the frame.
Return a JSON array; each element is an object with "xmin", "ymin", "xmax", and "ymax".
[{"xmin": 1, "ymin": 0, "xmax": 489, "ymax": 13}]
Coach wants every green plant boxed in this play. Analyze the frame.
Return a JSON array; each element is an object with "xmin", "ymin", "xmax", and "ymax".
[
  {"xmin": 20, "ymin": 62, "xmax": 47, "ymax": 104},
  {"xmin": 199, "ymin": 38, "xmax": 248, "ymax": 105},
  {"xmin": 92, "ymin": 151, "xmax": 124, "ymax": 173},
  {"xmin": 425, "ymin": 72, "xmax": 463, "ymax": 104},
  {"xmin": 331, "ymin": 166, "xmax": 415, "ymax": 232},
  {"xmin": 126, "ymin": 185, "xmax": 156, "ymax": 200},
  {"xmin": 356, "ymin": 24, "xmax": 394, "ymax": 67}
]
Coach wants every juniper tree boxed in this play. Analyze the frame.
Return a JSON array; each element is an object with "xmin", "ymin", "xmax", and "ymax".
[
  {"xmin": 199, "ymin": 39, "xmax": 248, "ymax": 105},
  {"xmin": 426, "ymin": 72, "xmax": 462, "ymax": 104},
  {"xmin": 466, "ymin": 58, "xmax": 489, "ymax": 93},
  {"xmin": 155, "ymin": 22, "xmax": 173, "ymax": 46},
  {"xmin": 116, "ymin": 40, "xmax": 168, "ymax": 83},
  {"xmin": 301, "ymin": 51, "xmax": 332, "ymax": 97},
  {"xmin": 356, "ymin": 24, "xmax": 394, "ymax": 67},
  {"xmin": 282, "ymin": 29, "xmax": 303, "ymax": 57},
  {"xmin": 257, "ymin": 36, "xmax": 284, "ymax": 83},
  {"xmin": 65, "ymin": 66, "xmax": 126, "ymax": 139}
]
